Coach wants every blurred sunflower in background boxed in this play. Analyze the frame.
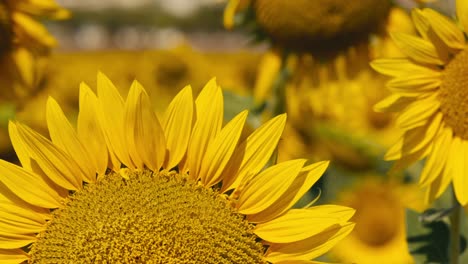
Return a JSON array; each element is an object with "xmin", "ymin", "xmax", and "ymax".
[
  {"xmin": 0, "ymin": 0, "xmax": 69, "ymax": 103},
  {"xmin": 223, "ymin": 0, "xmax": 415, "ymax": 169},
  {"xmin": 372, "ymin": 0, "xmax": 468, "ymax": 205},
  {"xmin": 330, "ymin": 177, "xmax": 427, "ymax": 264},
  {"xmin": 0, "ymin": 73, "xmax": 354, "ymax": 263},
  {"xmin": 0, "ymin": 0, "xmax": 69, "ymax": 158}
]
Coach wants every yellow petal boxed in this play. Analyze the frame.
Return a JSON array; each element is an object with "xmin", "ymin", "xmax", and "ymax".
[
  {"xmin": 221, "ymin": 114, "xmax": 287, "ymax": 192},
  {"xmin": 11, "ymin": 48, "xmax": 34, "ymax": 87},
  {"xmin": 200, "ymin": 110, "xmax": 247, "ymax": 187},
  {"xmin": 15, "ymin": 123, "xmax": 83, "ymax": 191},
  {"xmin": 396, "ymin": 97, "xmax": 440, "ymax": 130},
  {"xmin": 411, "ymin": 9, "xmax": 430, "ymax": 40},
  {"xmin": 389, "ymin": 143, "xmax": 431, "ymax": 175},
  {"xmin": 423, "ymin": 8, "xmax": 465, "ymax": 49},
  {"xmin": 247, "ymin": 161, "xmax": 329, "ymax": 223},
  {"xmin": 391, "ymin": 32, "xmax": 444, "ymax": 65},
  {"xmin": 125, "ymin": 81, "xmax": 166, "ymax": 171},
  {"xmin": 371, "ymin": 58, "xmax": 438, "ymax": 77},
  {"xmin": 0, "ymin": 201, "xmax": 46, "ymax": 234},
  {"xmin": 0, "ymin": 233, "xmax": 36, "ymax": 249},
  {"xmin": 162, "ymin": 85, "xmax": 194, "ymax": 169},
  {"xmin": 8, "ymin": 122, "xmax": 32, "ymax": 170},
  {"xmin": 255, "ymin": 206, "xmax": 354, "ymax": 243},
  {"xmin": 453, "ymin": 138, "xmax": 468, "ymax": 205},
  {"xmin": 0, "ymin": 249, "xmax": 28, "ymax": 264},
  {"xmin": 0, "ymin": 160, "xmax": 62, "ymax": 208},
  {"xmin": 420, "ymin": 126, "xmax": 451, "ymax": 186},
  {"xmin": 265, "ymin": 223, "xmax": 355, "ymax": 262},
  {"xmin": 12, "ymin": 12, "xmax": 56, "ymax": 47},
  {"xmin": 400, "ymin": 112, "xmax": 442, "ymax": 156},
  {"xmin": 77, "ymin": 83, "xmax": 108, "ymax": 175},
  {"xmin": 47, "ymin": 97, "xmax": 95, "ymax": 182},
  {"xmin": 373, "ymin": 94, "xmax": 414, "ymax": 113},
  {"xmin": 223, "ymin": 0, "xmax": 241, "ymax": 29},
  {"xmin": 457, "ymin": 0, "xmax": 468, "ymax": 33},
  {"xmin": 237, "ymin": 159, "xmax": 305, "ymax": 215},
  {"xmin": 97, "ymin": 72, "xmax": 133, "ymax": 169},
  {"xmin": 254, "ymin": 50, "xmax": 282, "ymax": 103},
  {"xmin": 387, "ymin": 74, "xmax": 441, "ymax": 96},
  {"xmin": 186, "ymin": 79, "xmax": 223, "ymax": 178}
]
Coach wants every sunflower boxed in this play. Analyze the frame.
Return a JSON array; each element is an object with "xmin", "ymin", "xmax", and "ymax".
[
  {"xmin": 0, "ymin": 0, "xmax": 69, "ymax": 103},
  {"xmin": 371, "ymin": 0, "xmax": 468, "ymax": 205},
  {"xmin": 0, "ymin": 72, "xmax": 354, "ymax": 263},
  {"xmin": 330, "ymin": 177, "xmax": 426, "ymax": 264}
]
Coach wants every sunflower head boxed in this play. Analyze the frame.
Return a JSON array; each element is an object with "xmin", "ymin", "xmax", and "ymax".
[
  {"xmin": 253, "ymin": 0, "xmax": 392, "ymax": 53},
  {"xmin": 0, "ymin": 73, "xmax": 355, "ymax": 262},
  {"xmin": 371, "ymin": 0, "xmax": 468, "ymax": 205}
]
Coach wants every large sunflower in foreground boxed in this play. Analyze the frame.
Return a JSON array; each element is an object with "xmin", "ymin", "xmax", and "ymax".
[
  {"xmin": 372, "ymin": 0, "xmax": 468, "ymax": 205},
  {"xmin": 0, "ymin": 73, "xmax": 354, "ymax": 263},
  {"xmin": 0, "ymin": 0, "xmax": 69, "ymax": 102}
]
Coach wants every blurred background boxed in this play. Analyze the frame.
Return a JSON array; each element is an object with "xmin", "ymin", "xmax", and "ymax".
[{"xmin": 1, "ymin": 0, "xmax": 465, "ymax": 263}]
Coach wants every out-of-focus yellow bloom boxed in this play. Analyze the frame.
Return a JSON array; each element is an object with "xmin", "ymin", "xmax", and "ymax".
[
  {"xmin": 331, "ymin": 177, "xmax": 427, "ymax": 264},
  {"xmin": 0, "ymin": 47, "xmax": 259, "ymax": 156},
  {"xmin": 0, "ymin": 0, "xmax": 69, "ymax": 103}
]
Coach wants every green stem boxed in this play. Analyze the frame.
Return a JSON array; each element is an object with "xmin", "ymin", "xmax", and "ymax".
[{"xmin": 449, "ymin": 191, "xmax": 461, "ymax": 264}]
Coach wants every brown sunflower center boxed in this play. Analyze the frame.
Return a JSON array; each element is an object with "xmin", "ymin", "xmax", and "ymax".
[
  {"xmin": 0, "ymin": 1, "xmax": 12, "ymax": 56},
  {"xmin": 439, "ymin": 49, "xmax": 468, "ymax": 139},
  {"xmin": 253, "ymin": 0, "xmax": 391, "ymax": 54},
  {"xmin": 29, "ymin": 170, "xmax": 266, "ymax": 263}
]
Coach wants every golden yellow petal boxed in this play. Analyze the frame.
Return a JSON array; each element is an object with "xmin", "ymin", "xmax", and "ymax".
[
  {"xmin": 247, "ymin": 161, "xmax": 329, "ymax": 223},
  {"xmin": 0, "ymin": 201, "xmax": 46, "ymax": 235},
  {"xmin": 373, "ymin": 94, "xmax": 414, "ymax": 113},
  {"xmin": 8, "ymin": 122, "xmax": 32, "ymax": 171},
  {"xmin": 221, "ymin": 114, "xmax": 287, "ymax": 192},
  {"xmin": 387, "ymin": 74, "xmax": 441, "ymax": 96},
  {"xmin": 389, "ymin": 142, "xmax": 431, "ymax": 175},
  {"xmin": 453, "ymin": 138, "xmax": 468, "ymax": 205},
  {"xmin": 423, "ymin": 8, "xmax": 465, "ymax": 49},
  {"xmin": 200, "ymin": 110, "xmax": 248, "ymax": 187},
  {"xmin": 457, "ymin": 0, "xmax": 468, "ymax": 33},
  {"xmin": 265, "ymin": 223, "xmax": 355, "ymax": 262},
  {"xmin": 0, "ymin": 160, "xmax": 62, "ymax": 208},
  {"xmin": 400, "ymin": 112, "xmax": 442, "ymax": 156},
  {"xmin": 11, "ymin": 48, "xmax": 34, "ymax": 87},
  {"xmin": 371, "ymin": 58, "xmax": 438, "ymax": 77},
  {"xmin": 15, "ymin": 123, "xmax": 83, "ymax": 191},
  {"xmin": 237, "ymin": 159, "xmax": 305, "ymax": 215},
  {"xmin": 0, "ymin": 249, "xmax": 28, "ymax": 264},
  {"xmin": 391, "ymin": 32, "xmax": 444, "ymax": 65},
  {"xmin": 97, "ymin": 72, "xmax": 133, "ymax": 169},
  {"xmin": 0, "ymin": 233, "xmax": 36, "ymax": 250},
  {"xmin": 255, "ymin": 206, "xmax": 354, "ymax": 243},
  {"xmin": 77, "ymin": 83, "xmax": 108, "ymax": 175},
  {"xmin": 396, "ymin": 96, "xmax": 440, "ymax": 130},
  {"xmin": 420, "ymin": 126, "xmax": 451, "ymax": 186},
  {"xmin": 411, "ymin": 9, "xmax": 430, "ymax": 40},
  {"xmin": 223, "ymin": 0, "xmax": 241, "ymax": 29},
  {"xmin": 46, "ymin": 97, "xmax": 95, "ymax": 182},
  {"xmin": 124, "ymin": 81, "xmax": 166, "ymax": 171},
  {"xmin": 275, "ymin": 261, "xmax": 325, "ymax": 264},
  {"xmin": 162, "ymin": 85, "xmax": 194, "ymax": 169},
  {"xmin": 254, "ymin": 50, "xmax": 282, "ymax": 103},
  {"xmin": 186, "ymin": 79, "xmax": 223, "ymax": 178},
  {"xmin": 12, "ymin": 12, "xmax": 56, "ymax": 47}
]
